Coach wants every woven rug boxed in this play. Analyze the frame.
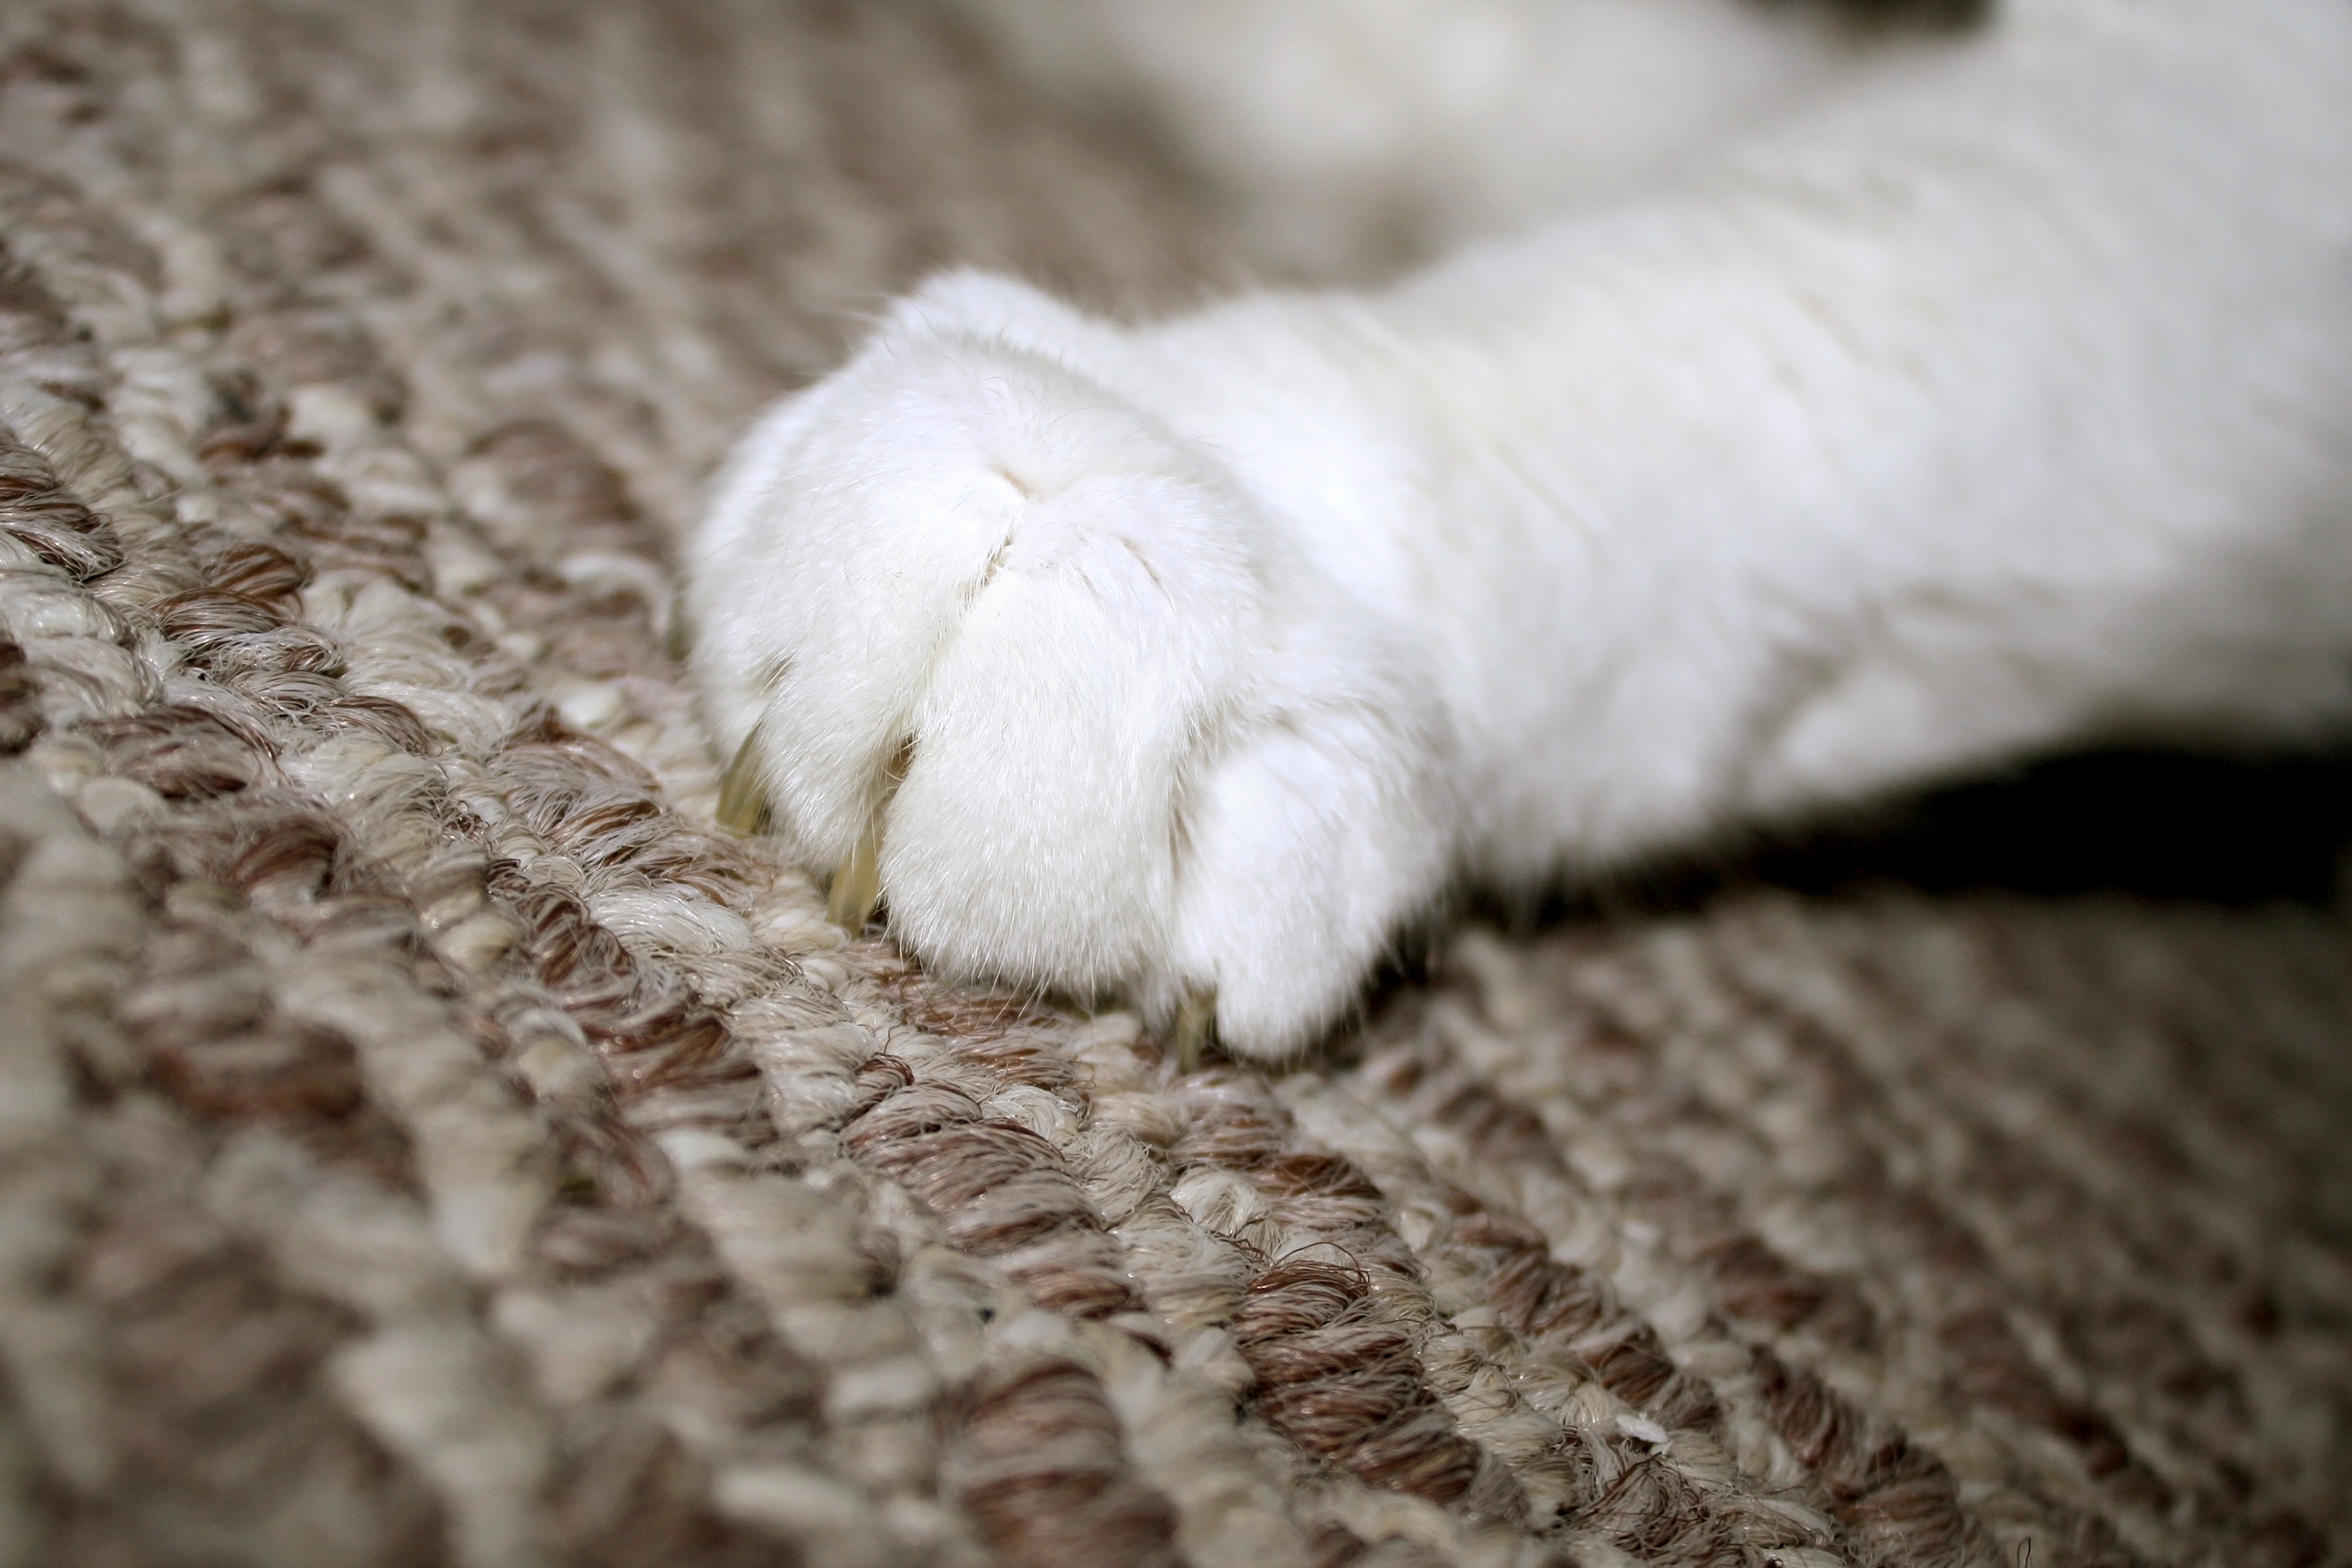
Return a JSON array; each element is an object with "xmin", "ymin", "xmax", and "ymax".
[{"xmin": 1, "ymin": 4, "xmax": 2348, "ymax": 1566}]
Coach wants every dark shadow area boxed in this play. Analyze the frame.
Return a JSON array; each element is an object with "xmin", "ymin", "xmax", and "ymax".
[
  {"xmin": 1380, "ymin": 748, "xmax": 2352, "ymax": 963},
  {"xmin": 1581, "ymin": 746, "xmax": 2352, "ymax": 916},
  {"xmin": 1751, "ymin": 748, "xmax": 2352, "ymax": 903}
]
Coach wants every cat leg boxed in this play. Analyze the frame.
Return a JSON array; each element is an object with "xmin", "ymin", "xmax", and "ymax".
[{"xmin": 694, "ymin": 2, "xmax": 2352, "ymax": 1056}]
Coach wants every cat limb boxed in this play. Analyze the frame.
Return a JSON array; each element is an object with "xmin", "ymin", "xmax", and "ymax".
[{"xmin": 689, "ymin": 0, "xmax": 2352, "ymax": 1057}]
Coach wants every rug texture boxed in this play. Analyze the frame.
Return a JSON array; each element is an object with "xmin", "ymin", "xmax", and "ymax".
[{"xmin": 0, "ymin": 4, "xmax": 2348, "ymax": 1567}]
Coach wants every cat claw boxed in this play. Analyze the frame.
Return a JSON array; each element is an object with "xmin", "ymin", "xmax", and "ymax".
[
  {"xmin": 715, "ymin": 728, "xmax": 773, "ymax": 835},
  {"xmin": 826, "ymin": 826, "xmax": 884, "ymax": 932},
  {"xmin": 1172, "ymin": 987, "xmax": 1218, "ymax": 1072}
]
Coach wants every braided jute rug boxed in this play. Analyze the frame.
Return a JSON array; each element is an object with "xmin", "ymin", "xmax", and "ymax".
[{"xmin": 1, "ymin": 4, "xmax": 2348, "ymax": 1566}]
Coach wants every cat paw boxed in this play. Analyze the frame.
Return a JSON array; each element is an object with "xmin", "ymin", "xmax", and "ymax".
[{"xmin": 686, "ymin": 273, "xmax": 1454, "ymax": 1057}]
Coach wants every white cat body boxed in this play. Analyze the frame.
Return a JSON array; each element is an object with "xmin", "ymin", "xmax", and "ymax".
[{"xmin": 687, "ymin": 0, "xmax": 2352, "ymax": 1056}]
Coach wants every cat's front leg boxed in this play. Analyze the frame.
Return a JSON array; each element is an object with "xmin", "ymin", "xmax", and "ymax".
[
  {"xmin": 687, "ymin": 273, "xmax": 1455, "ymax": 1059},
  {"xmin": 693, "ymin": 0, "xmax": 2352, "ymax": 1059}
]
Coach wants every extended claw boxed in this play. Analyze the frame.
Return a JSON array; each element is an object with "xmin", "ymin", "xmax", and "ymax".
[
  {"xmin": 1172, "ymin": 986, "xmax": 1218, "ymax": 1072},
  {"xmin": 827, "ymin": 823, "xmax": 883, "ymax": 932},
  {"xmin": 826, "ymin": 737, "xmax": 912, "ymax": 932},
  {"xmin": 716, "ymin": 730, "xmax": 773, "ymax": 835}
]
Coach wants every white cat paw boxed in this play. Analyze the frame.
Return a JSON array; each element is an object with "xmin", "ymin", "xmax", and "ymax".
[{"xmin": 687, "ymin": 273, "xmax": 1454, "ymax": 1058}]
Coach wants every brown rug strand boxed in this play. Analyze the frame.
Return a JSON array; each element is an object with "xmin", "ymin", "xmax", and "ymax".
[{"xmin": 0, "ymin": 3, "xmax": 2348, "ymax": 1566}]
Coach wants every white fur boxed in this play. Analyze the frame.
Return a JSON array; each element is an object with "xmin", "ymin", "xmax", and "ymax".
[{"xmin": 688, "ymin": 0, "xmax": 2352, "ymax": 1058}]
